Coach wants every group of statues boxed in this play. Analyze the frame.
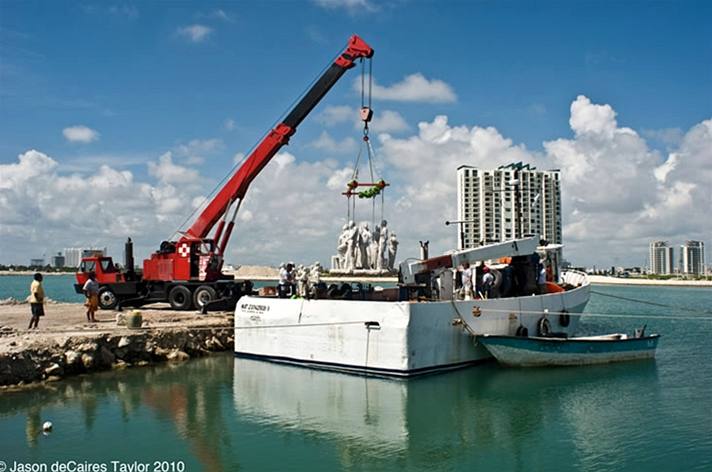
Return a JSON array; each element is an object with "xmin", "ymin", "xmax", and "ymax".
[{"xmin": 334, "ymin": 219, "xmax": 398, "ymax": 273}]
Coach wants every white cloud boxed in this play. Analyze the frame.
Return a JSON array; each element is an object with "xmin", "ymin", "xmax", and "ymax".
[
  {"xmin": 370, "ymin": 110, "xmax": 409, "ymax": 133},
  {"xmin": 63, "ymin": 125, "xmax": 99, "ymax": 143},
  {"xmin": 642, "ymin": 127, "xmax": 684, "ymax": 148},
  {"xmin": 654, "ymin": 153, "xmax": 678, "ymax": 183},
  {"xmin": 108, "ymin": 4, "xmax": 139, "ymax": 18},
  {"xmin": 0, "ymin": 150, "xmax": 207, "ymax": 263},
  {"xmin": 361, "ymin": 73, "xmax": 457, "ymax": 103},
  {"xmin": 317, "ymin": 105, "xmax": 355, "ymax": 126},
  {"xmin": 148, "ymin": 152, "xmax": 200, "ymax": 185},
  {"xmin": 311, "ymin": 0, "xmax": 378, "ymax": 13},
  {"xmin": 569, "ymin": 95, "xmax": 618, "ymax": 137},
  {"xmin": 207, "ymin": 9, "xmax": 234, "ymax": 22},
  {"xmin": 174, "ymin": 138, "xmax": 223, "ymax": 164},
  {"xmin": 224, "ymin": 118, "xmax": 236, "ymax": 131},
  {"xmin": 309, "ymin": 131, "xmax": 358, "ymax": 154},
  {"xmin": 178, "ymin": 24, "xmax": 213, "ymax": 43}
]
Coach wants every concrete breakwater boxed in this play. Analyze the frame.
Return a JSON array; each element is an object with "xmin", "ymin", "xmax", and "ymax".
[{"xmin": 0, "ymin": 302, "xmax": 235, "ymax": 387}]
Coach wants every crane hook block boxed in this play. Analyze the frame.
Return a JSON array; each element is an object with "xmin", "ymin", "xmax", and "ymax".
[{"xmin": 360, "ymin": 107, "xmax": 373, "ymax": 123}]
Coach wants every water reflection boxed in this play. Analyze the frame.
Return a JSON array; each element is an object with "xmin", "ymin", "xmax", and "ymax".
[
  {"xmin": 0, "ymin": 354, "xmax": 665, "ymax": 471},
  {"xmin": 232, "ymin": 358, "xmax": 661, "ymax": 470},
  {"xmin": 0, "ymin": 357, "xmax": 235, "ymax": 471}
]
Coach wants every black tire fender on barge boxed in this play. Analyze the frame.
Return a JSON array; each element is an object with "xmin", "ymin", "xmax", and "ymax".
[
  {"xmin": 537, "ymin": 317, "xmax": 551, "ymax": 337},
  {"xmin": 559, "ymin": 310, "xmax": 571, "ymax": 327}
]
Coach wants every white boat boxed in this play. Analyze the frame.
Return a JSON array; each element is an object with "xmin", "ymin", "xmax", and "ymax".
[
  {"xmin": 234, "ymin": 236, "xmax": 591, "ymax": 377},
  {"xmin": 478, "ymin": 332, "xmax": 660, "ymax": 367}
]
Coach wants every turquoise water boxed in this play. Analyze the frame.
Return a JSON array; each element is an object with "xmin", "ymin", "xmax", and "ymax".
[
  {"xmin": 0, "ymin": 285, "xmax": 711, "ymax": 471},
  {"xmin": 0, "ymin": 274, "xmax": 84, "ymax": 303}
]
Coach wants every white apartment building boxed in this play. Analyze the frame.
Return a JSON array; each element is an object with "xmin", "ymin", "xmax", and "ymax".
[
  {"xmin": 456, "ymin": 163, "xmax": 562, "ymax": 249},
  {"xmin": 680, "ymin": 240, "xmax": 705, "ymax": 275},
  {"xmin": 649, "ymin": 241, "xmax": 674, "ymax": 275}
]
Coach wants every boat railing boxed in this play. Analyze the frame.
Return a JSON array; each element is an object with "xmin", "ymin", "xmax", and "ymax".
[{"xmin": 561, "ymin": 269, "xmax": 589, "ymax": 287}]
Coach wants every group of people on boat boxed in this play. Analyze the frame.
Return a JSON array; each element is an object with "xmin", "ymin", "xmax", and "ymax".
[
  {"xmin": 456, "ymin": 253, "xmax": 554, "ymax": 300},
  {"xmin": 278, "ymin": 261, "xmax": 323, "ymax": 298}
]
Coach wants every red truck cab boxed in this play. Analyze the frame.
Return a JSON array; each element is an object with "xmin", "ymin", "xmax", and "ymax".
[{"xmin": 76, "ymin": 256, "xmax": 126, "ymax": 286}]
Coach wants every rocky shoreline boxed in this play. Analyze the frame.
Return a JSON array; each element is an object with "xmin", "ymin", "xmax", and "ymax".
[
  {"xmin": 0, "ymin": 327, "xmax": 233, "ymax": 387},
  {"xmin": 0, "ymin": 302, "xmax": 234, "ymax": 388}
]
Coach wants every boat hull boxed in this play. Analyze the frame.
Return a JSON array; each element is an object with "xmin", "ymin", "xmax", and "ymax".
[
  {"xmin": 479, "ymin": 334, "xmax": 660, "ymax": 367},
  {"xmin": 234, "ymin": 276, "xmax": 590, "ymax": 376}
]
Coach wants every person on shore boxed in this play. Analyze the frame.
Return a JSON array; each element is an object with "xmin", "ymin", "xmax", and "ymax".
[
  {"xmin": 28, "ymin": 273, "xmax": 45, "ymax": 329},
  {"xmin": 83, "ymin": 271, "xmax": 99, "ymax": 322}
]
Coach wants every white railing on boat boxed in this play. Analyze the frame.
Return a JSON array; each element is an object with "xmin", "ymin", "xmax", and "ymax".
[{"xmin": 561, "ymin": 269, "xmax": 589, "ymax": 287}]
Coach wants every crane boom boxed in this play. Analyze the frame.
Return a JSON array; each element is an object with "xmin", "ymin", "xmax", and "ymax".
[{"xmin": 185, "ymin": 35, "xmax": 373, "ymax": 241}]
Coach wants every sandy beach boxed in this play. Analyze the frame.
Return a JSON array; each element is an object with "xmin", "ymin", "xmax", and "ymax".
[{"xmin": 588, "ymin": 275, "xmax": 712, "ymax": 287}]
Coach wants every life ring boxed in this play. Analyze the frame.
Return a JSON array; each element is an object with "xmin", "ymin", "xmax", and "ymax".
[
  {"xmin": 559, "ymin": 310, "xmax": 570, "ymax": 327},
  {"xmin": 515, "ymin": 325, "xmax": 529, "ymax": 337},
  {"xmin": 537, "ymin": 317, "xmax": 551, "ymax": 337}
]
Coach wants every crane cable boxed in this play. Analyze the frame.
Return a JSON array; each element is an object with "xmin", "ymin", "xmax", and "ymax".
[
  {"xmin": 348, "ymin": 57, "xmax": 384, "ymax": 227},
  {"xmin": 589, "ymin": 289, "xmax": 712, "ymax": 315}
]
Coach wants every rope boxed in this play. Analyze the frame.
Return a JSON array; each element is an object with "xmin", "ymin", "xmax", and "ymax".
[
  {"xmin": 590, "ymin": 289, "xmax": 712, "ymax": 315},
  {"xmin": 459, "ymin": 305, "xmax": 712, "ymax": 321},
  {"xmin": 14, "ymin": 319, "xmax": 382, "ymax": 335}
]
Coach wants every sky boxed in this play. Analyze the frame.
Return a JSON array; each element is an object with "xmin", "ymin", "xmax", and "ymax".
[{"xmin": 1, "ymin": 0, "xmax": 711, "ymax": 269}]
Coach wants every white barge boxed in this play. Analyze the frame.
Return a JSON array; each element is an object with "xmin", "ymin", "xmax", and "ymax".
[{"xmin": 234, "ymin": 237, "xmax": 590, "ymax": 376}]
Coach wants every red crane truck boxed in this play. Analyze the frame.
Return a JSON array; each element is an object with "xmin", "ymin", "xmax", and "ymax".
[{"xmin": 75, "ymin": 35, "xmax": 374, "ymax": 311}]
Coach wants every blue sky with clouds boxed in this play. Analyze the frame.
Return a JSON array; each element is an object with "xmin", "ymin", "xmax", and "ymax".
[{"xmin": 1, "ymin": 1, "xmax": 711, "ymax": 267}]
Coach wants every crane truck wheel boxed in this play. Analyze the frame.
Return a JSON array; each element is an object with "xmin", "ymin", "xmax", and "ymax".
[
  {"xmin": 193, "ymin": 285, "xmax": 217, "ymax": 310},
  {"xmin": 98, "ymin": 287, "xmax": 118, "ymax": 310},
  {"xmin": 168, "ymin": 285, "xmax": 193, "ymax": 310}
]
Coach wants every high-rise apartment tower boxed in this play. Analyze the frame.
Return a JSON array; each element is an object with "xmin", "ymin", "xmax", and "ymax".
[
  {"xmin": 456, "ymin": 163, "xmax": 562, "ymax": 249},
  {"xmin": 649, "ymin": 241, "xmax": 675, "ymax": 275}
]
